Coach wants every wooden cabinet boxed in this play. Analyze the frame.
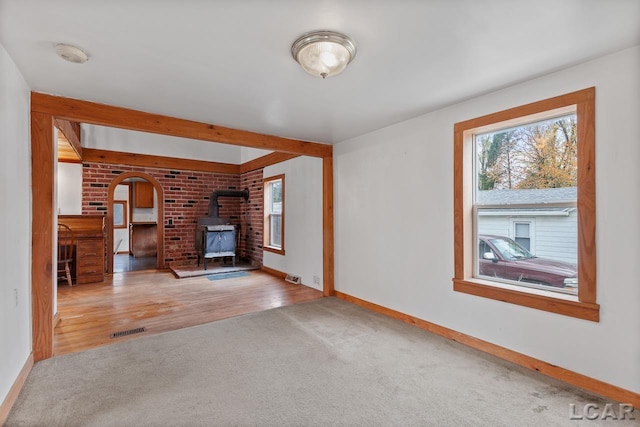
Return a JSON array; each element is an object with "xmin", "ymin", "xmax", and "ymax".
[
  {"xmin": 76, "ymin": 238, "xmax": 105, "ymax": 284},
  {"xmin": 134, "ymin": 181, "xmax": 154, "ymax": 208},
  {"xmin": 130, "ymin": 222, "xmax": 157, "ymax": 257},
  {"xmin": 58, "ymin": 215, "xmax": 105, "ymax": 284}
]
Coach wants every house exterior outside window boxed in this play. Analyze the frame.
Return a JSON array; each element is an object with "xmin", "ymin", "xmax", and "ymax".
[{"xmin": 513, "ymin": 221, "xmax": 532, "ymax": 251}]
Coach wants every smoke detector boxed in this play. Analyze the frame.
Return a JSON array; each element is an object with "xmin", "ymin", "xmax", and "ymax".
[{"xmin": 55, "ymin": 43, "xmax": 89, "ymax": 64}]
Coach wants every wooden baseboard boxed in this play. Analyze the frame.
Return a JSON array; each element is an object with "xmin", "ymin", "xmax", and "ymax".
[
  {"xmin": 0, "ymin": 352, "xmax": 34, "ymax": 425},
  {"xmin": 335, "ymin": 291, "xmax": 640, "ymax": 407},
  {"xmin": 54, "ymin": 311, "xmax": 61, "ymax": 328},
  {"xmin": 261, "ymin": 265, "xmax": 287, "ymax": 279}
]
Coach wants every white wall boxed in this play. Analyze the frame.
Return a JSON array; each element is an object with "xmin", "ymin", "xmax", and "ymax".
[
  {"xmin": 334, "ymin": 46, "xmax": 640, "ymax": 393},
  {"xmin": 241, "ymin": 147, "xmax": 272, "ymax": 163},
  {"xmin": 263, "ymin": 156, "xmax": 323, "ymax": 290},
  {"xmin": 82, "ymin": 124, "xmax": 242, "ymax": 164},
  {"xmin": 0, "ymin": 42, "xmax": 32, "ymax": 405},
  {"xmin": 57, "ymin": 162, "xmax": 83, "ymax": 215}
]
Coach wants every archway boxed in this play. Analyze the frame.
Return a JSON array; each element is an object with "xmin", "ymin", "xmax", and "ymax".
[{"xmin": 107, "ymin": 172, "xmax": 164, "ymax": 273}]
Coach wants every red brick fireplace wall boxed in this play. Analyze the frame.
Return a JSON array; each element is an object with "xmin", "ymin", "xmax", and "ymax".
[
  {"xmin": 241, "ymin": 168, "xmax": 264, "ymax": 267},
  {"xmin": 81, "ymin": 162, "xmax": 264, "ymax": 268}
]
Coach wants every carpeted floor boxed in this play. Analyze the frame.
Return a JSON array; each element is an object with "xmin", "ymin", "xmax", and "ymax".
[{"xmin": 6, "ymin": 298, "xmax": 628, "ymax": 426}]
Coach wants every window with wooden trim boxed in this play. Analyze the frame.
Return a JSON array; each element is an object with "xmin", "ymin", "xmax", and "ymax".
[
  {"xmin": 453, "ymin": 88, "xmax": 598, "ymax": 321},
  {"xmin": 113, "ymin": 200, "xmax": 127, "ymax": 229},
  {"xmin": 263, "ymin": 175, "xmax": 285, "ymax": 255}
]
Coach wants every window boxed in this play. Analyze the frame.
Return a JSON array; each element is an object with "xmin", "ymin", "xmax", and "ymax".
[
  {"xmin": 512, "ymin": 221, "xmax": 532, "ymax": 251},
  {"xmin": 263, "ymin": 175, "xmax": 285, "ymax": 255},
  {"xmin": 113, "ymin": 201, "xmax": 127, "ymax": 228},
  {"xmin": 453, "ymin": 88, "xmax": 598, "ymax": 321}
]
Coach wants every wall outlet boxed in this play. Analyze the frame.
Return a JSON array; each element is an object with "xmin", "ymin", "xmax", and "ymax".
[{"xmin": 313, "ymin": 275, "xmax": 320, "ymax": 285}]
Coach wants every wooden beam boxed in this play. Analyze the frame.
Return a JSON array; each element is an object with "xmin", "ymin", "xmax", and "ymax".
[
  {"xmin": 31, "ymin": 92, "xmax": 332, "ymax": 157},
  {"xmin": 54, "ymin": 119, "xmax": 82, "ymax": 159},
  {"xmin": 31, "ymin": 111, "xmax": 55, "ymax": 362},
  {"xmin": 57, "ymin": 157, "xmax": 83, "ymax": 164},
  {"xmin": 83, "ymin": 148, "xmax": 240, "ymax": 174},
  {"xmin": 239, "ymin": 152, "xmax": 301, "ymax": 174},
  {"xmin": 323, "ymin": 156, "xmax": 335, "ymax": 296}
]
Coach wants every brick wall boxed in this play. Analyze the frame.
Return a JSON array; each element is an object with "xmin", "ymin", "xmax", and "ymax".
[
  {"xmin": 241, "ymin": 168, "xmax": 264, "ymax": 266},
  {"xmin": 81, "ymin": 162, "xmax": 263, "ymax": 268}
]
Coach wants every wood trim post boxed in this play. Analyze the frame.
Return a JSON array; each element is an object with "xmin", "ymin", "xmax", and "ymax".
[
  {"xmin": 31, "ymin": 111, "xmax": 55, "ymax": 361},
  {"xmin": 323, "ymin": 155, "xmax": 335, "ymax": 296}
]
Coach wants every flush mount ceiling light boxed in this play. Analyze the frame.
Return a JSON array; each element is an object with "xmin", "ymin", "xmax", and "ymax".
[
  {"xmin": 55, "ymin": 43, "xmax": 89, "ymax": 64},
  {"xmin": 291, "ymin": 30, "xmax": 356, "ymax": 79}
]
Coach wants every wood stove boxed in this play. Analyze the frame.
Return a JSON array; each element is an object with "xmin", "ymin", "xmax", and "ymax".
[
  {"xmin": 195, "ymin": 188, "xmax": 249, "ymax": 269},
  {"xmin": 197, "ymin": 224, "xmax": 236, "ymax": 269}
]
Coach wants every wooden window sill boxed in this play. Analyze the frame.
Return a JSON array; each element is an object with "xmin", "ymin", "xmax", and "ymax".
[
  {"xmin": 264, "ymin": 246, "xmax": 285, "ymax": 256},
  {"xmin": 453, "ymin": 278, "xmax": 599, "ymax": 322}
]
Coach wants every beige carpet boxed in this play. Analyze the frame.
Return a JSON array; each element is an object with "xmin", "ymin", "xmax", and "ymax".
[{"xmin": 6, "ymin": 298, "xmax": 625, "ymax": 426}]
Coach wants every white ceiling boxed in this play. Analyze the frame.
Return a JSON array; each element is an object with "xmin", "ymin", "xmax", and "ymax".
[{"xmin": 1, "ymin": 0, "xmax": 638, "ymax": 145}]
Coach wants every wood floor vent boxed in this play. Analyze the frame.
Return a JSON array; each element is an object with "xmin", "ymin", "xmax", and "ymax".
[{"xmin": 111, "ymin": 327, "xmax": 146, "ymax": 339}]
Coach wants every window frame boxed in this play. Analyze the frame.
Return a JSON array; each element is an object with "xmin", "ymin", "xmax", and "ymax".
[
  {"xmin": 453, "ymin": 88, "xmax": 598, "ymax": 322},
  {"xmin": 113, "ymin": 200, "xmax": 128, "ymax": 229},
  {"xmin": 263, "ymin": 174, "xmax": 285, "ymax": 255},
  {"xmin": 510, "ymin": 219, "xmax": 534, "ymax": 252}
]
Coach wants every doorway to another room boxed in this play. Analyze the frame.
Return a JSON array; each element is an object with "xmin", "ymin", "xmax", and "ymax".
[{"xmin": 109, "ymin": 173, "xmax": 164, "ymax": 273}]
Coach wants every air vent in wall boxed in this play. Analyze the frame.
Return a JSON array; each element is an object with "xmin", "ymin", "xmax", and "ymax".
[
  {"xmin": 111, "ymin": 327, "xmax": 146, "ymax": 339},
  {"xmin": 285, "ymin": 274, "xmax": 301, "ymax": 285}
]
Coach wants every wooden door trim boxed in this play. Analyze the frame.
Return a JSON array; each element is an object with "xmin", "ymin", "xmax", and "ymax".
[{"xmin": 107, "ymin": 173, "xmax": 164, "ymax": 273}]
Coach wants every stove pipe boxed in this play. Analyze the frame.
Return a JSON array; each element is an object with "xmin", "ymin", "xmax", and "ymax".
[{"xmin": 207, "ymin": 188, "xmax": 249, "ymax": 219}]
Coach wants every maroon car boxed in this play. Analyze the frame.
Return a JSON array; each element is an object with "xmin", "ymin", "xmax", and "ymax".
[{"xmin": 478, "ymin": 235, "xmax": 578, "ymax": 288}]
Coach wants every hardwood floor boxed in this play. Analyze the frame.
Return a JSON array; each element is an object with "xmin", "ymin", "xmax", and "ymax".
[{"xmin": 54, "ymin": 269, "xmax": 323, "ymax": 356}]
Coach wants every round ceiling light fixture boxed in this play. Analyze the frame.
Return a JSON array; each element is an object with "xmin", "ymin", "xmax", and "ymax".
[
  {"xmin": 291, "ymin": 30, "xmax": 356, "ymax": 79},
  {"xmin": 55, "ymin": 43, "xmax": 89, "ymax": 64}
]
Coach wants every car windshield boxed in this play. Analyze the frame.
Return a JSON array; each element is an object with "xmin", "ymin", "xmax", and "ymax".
[{"xmin": 489, "ymin": 237, "xmax": 533, "ymax": 260}]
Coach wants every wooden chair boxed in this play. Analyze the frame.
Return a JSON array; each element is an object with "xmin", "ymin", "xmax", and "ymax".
[{"xmin": 57, "ymin": 223, "xmax": 75, "ymax": 287}]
